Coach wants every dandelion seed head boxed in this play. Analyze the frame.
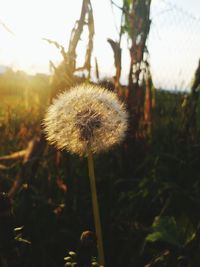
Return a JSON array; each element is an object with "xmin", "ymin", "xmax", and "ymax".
[
  {"xmin": 75, "ymin": 109, "xmax": 102, "ymax": 141},
  {"xmin": 43, "ymin": 84, "xmax": 128, "ymax": 156}
]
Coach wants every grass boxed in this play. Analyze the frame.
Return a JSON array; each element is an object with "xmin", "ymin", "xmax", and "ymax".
[{"xmin": 1, "ymin": 87, "xmax": 200, "ymax": 267}]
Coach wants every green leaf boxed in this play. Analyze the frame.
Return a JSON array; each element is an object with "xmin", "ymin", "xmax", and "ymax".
[{"xmin": 146, "ymin": 216, "xmax": 184, "ymax": 247}]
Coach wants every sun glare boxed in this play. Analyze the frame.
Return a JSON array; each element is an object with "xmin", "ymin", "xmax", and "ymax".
[
  {"xmin": 0, "ymin": 0, "xmax": 119, "ymax": 75},
  {"xmin": 1, "ymin": 0, "xmax": 199, "ymax": 88},
  {"xmin": 0, "ymin": 0, "xmax": 82, "ymax": 73}
]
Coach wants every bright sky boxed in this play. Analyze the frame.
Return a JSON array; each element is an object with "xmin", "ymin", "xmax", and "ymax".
[
  {"xmin": 0, "ymin": 0, "xmax": 120, "ymax": 75},
  {"xmin": 0, "ymin": 0, "xmax": 200, "ymax": 90},
  {"xmin": 148, "ymin": 0, "xmax": 200, "ymax": 90}
]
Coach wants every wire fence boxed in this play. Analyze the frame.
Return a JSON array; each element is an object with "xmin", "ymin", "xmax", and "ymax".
[{"xmin": 148, "ymin": 0, "xmax": 200, "ymax": 91}]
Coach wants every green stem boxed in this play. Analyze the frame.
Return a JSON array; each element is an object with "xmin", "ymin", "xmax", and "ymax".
[{"xmin": 87, "ymin": 146, "xmax": 105, "ymax": 267}]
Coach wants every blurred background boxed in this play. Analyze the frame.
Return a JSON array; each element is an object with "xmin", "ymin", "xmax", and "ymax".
[{"xmin": 1, "ymin": 0, "xmax": 200, "ymax": 266}]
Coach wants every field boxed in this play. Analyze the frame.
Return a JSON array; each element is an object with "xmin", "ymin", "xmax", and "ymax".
[{"xmin": 1, "ymin": 72, "xmax": 200, "ymax": 267}]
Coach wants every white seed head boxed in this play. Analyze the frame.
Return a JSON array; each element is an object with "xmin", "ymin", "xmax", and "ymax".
[{"xmin": 43, "ymin": 84, "xmax": 128, "ymax": 156}]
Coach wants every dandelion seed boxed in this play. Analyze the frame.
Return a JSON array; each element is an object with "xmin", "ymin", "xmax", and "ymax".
[{"xmin": 43, "ymin": 84, "xmax": 128, "ymax": 156}]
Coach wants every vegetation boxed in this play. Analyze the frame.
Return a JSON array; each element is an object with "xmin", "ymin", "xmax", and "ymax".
[{"xmin": 1, "ymin": 0, "xmax": 200, "ymax": 267}]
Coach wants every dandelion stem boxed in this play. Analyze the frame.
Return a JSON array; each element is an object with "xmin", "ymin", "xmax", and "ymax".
[{"xmin": 87, "ymin": 146, "xmax": 105, "ymax": 267}]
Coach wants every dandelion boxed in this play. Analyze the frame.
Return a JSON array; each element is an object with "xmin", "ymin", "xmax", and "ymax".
[
  {"xmin": 43, "ymin": 84, "xmax": 128, "ymax": 266},
  {"xmin": 43, "ymin": 84, "xmax": 128, "ymax": 156}
]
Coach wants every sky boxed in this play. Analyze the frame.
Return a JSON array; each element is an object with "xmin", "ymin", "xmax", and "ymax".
[
  {"xmin": 148, "ymin": 0, "xmax": 200, "ymax": 90},
  {"xmin": 0, "ymin": 0, "xmax": 200, "ymax": 90}
]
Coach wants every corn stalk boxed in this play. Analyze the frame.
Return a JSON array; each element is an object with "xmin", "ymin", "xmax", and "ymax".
[
  {"xmin": 111, "ymin": 0, "xmax": 152, "ymax": 136},
  {"xmin": 44, "ymin": 0, "xmax": 94, "ymax": 99}
]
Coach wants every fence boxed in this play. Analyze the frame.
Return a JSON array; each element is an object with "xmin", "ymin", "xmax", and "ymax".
[{"xmin": 148, "ymin": 0, "xmax": 200, "ymax": 91}]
